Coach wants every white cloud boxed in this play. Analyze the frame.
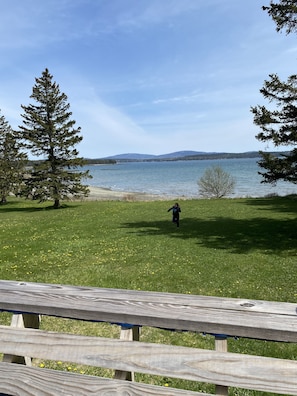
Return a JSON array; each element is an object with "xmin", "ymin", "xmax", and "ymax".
[
  {"xmin": 72, "ymin": 97, "xmax": 157, "ymax": 157},
  {"xmin": 0, "ymin": 0, "xmax": 296, "ymax": 158}
]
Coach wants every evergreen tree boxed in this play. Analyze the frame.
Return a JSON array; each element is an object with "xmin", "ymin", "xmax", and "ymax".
[
  {"xmin": 251, "ymin": 3, "xmax": 297, "ymax": 186},
  {"xmin": 0, "ymin": 111, "xmax": 27, "ymax": 204},
  {"xmin": 251, "ymin": 74, "xmax": 297, "ymax": 185},
  {"xmin": 262, "ymin": 1, "xmax": 297, "ymax": 34},
  {"xmin": 19, "ymin": 68, "xmax": 91, "ymax": 208}
]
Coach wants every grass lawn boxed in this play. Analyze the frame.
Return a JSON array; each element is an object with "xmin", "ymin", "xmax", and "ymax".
[
  {"xmin": 1, "ymin": 196, "xmax": 297, "ymax": 394},
  {"xmin": 1, "ymin": 196, "xmax": 296, "ymax": 301}
]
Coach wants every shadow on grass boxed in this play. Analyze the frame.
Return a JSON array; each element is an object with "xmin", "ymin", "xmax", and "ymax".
[
  {"xmin": 0, "ymin": 201, "xmax": 78, "ymax": 213},
  {"xmin": 122, "ymin": 216, "xmax": 297, "ymax": 254},
  {"xmin": 244, "ymin": 195, "xmax": 297, "ymax": 215}
]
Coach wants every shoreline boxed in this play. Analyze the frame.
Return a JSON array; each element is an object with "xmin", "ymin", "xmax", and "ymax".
[
  {"xmin": 83, "ymin": 186, "xmax": 297, "ymax": 202},
  {"xmin": 84, "ymin": 186, "xmax": 176, "ymax": 201}
]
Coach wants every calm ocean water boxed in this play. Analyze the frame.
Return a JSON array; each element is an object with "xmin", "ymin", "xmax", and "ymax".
[{"xmin": 83, "ymin": 158, "xmax": 297, "ymax": 198}]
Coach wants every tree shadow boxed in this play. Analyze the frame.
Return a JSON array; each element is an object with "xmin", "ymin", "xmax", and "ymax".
[
  {"xmin": 244, "ymin": 195, "xmax": 297, "ymax": 215},
  {"xmin": 122, "ymin": 216, "xmax": 297, "ymax": 254},
  {"xmin": 0, "ymin": 201, "xmax": 78, "ymax": 213}
]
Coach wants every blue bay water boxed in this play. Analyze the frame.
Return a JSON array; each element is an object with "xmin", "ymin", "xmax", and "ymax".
[{"xmin": 83, "ymin": 158, "xmax": 297, "ymax": 198}]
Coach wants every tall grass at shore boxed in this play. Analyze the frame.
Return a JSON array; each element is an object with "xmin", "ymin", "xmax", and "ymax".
[{"xmin": 1, "ymin": 196, "xmax": 297, "ymax": 394}]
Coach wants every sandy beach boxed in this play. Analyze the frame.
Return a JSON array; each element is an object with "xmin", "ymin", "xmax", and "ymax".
[{"xmin": 84, "ymin": 186, "xmax": 171, "ymax": 201}]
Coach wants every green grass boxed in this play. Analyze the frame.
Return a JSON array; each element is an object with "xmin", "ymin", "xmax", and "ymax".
[
  {"xmin": 1, "ymin": 196, "xmax": 296, "ymax": 300},
  {"xmin": 1, "ymin": 196, "xmax": 297, "ymax": 394}
]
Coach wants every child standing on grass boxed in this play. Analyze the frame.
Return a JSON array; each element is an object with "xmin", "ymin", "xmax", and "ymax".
[{"xmin": 167, "ymin": 202, "xmax": 181, "ymax": 227}]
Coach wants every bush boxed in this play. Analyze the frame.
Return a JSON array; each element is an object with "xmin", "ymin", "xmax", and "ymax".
[{"xmin": 198, "ymin": 165, "xmax": 235, "ymax": 198}]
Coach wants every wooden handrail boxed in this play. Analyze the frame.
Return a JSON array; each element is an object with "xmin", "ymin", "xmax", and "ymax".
[
  {"xmin": 0, "ymin": 280, "xmax": 297, "ymax": 341},
  {"xmin": 0, "ymin": 280, "xmax": 297, "ymax": 395}
]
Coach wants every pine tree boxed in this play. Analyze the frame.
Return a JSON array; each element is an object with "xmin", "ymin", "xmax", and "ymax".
[
  {"xmin": 0, "ymin": 111, "xmax": 27, "ymax": 204},
  {"xmin": 19, "ymin": 68, "xmax": 91, "ymax": 208},
  {"xmin": 251, "ymin": 3, "xmax": 297, "ymax": 186},
  {"xmin": 262, "ymin": 1, "xmax": 297, "ymax": 34},
  {"xmin": 251, "ymin": 74, "xmax": 297, "ymax": 185}
]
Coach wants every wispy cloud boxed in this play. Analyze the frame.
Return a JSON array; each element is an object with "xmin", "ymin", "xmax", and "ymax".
[
  {"xmin": 89, "ymin": 0, "xmax": 209, "ymax": 33},
  {"xmin": 0, "ymin": 0, "xmax": 295, "ymax": 157}
]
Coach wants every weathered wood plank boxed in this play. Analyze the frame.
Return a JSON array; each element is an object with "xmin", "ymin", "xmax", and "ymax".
[
  {"xmin": 1, "ymin": 279, "xmax": 296, "ymax": 314},
  {"xmin": 1, "ymin": 326, "xmax": 297, "ymax": 394},
  {"xmin": 0, "ymin": 362, "xmax": 206, "ymax": 396},
  {"xmin": 0, "ymin": 280, "xmax": 297, "ymax": 341},
  {"xmin": 2, "ymin": 313, "xmax": 40, "ymax": 366}
]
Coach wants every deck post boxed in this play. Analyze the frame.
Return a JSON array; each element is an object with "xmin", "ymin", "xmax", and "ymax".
[
  {"xmin": 215, "ymin": 334, "xmax": 228, "ymax": 396},
  {"xmin": 2, "ymin": 313, "xmax": 40, "ymax": 366},
  {"xmin": 114, "ymin": 325, "xmax": 140, "ymax": 381}
]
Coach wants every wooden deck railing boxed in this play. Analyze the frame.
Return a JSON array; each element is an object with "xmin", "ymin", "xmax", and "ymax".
[{"xmin": 0, "ymin": 279, "xmax": 297, "ymax": 395}]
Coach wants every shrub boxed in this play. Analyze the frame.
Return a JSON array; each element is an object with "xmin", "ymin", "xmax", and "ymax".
[{"xmin": 198, "ymin": 165, "xmax": 235, "ymax": 198}]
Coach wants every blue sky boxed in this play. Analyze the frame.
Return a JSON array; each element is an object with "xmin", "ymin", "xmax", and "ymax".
[{"xmin": 1, "ymin": 0, "xmax": 297, "ymax": 158}]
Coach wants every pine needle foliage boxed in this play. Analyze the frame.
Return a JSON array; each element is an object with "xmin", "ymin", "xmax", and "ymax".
[
  {"xmin": 18, "ymin": 68, "xmax": 91, "ymax": 208},
  {"xmin": 251, "ymin": 3, "xmax": 297, "ymax": 187},
  {"xmin": 0, "ymin": 110, "xmax": 27, "ymax": 204},
  {"xmin": 262, "ymin": 0, "xmax": 297, "ymax": 34}
]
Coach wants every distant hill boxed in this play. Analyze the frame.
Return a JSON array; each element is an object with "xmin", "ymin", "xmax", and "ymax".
[
  {"xmin": 155, "ymin": 150, "xmax": 212, "ymax": 159},
  {"xmin": 104, "ymin": 151, "xmax": 217, "ymax": 160},
  {"xmin": 105, "ymin": 153, "xmax": 157, "ymax": 160},
  {"xmin": 86, "ymin": 150, "xmax": 287, "ymax": 164}
]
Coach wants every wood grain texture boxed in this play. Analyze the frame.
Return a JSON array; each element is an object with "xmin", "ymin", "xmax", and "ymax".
[
  {"xmin": 0, "ymin": 362, "xmax": 205, "ymax": 396},
  {"xmin": 0, "ymin": 280, "xmax": 297, "ymax": 341},
  {"xmin": 2, "ymin": 313, "xmax": 40, "ymax": 366},
  {"xmin": 1, "ymin": 326, "xmax": 297, "ymax": 394},
  {"xmin": 1, "ymin": 280, "xmax": 297, "ymax": 395}
]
